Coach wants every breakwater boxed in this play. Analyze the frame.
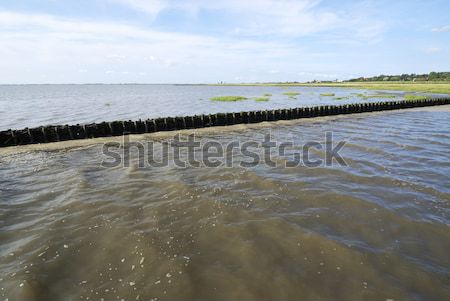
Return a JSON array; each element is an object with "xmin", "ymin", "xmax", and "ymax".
[{"xmin": 1, "ymin": 98, "xmax": 449, "ymax": 148}]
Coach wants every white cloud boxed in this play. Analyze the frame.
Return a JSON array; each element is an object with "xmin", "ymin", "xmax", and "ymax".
[
  {"xmin": 110, "ymin": 0, "xmax": 167, "ymax": 18},
  {"xmin": 0, "ymin": 10, "xmax": 322, "ymax": 83},
  {"xmin": 431, "ymin": 25, "xmax": 450, "ymax": 33},
  {"xmin": 297, "ymin": 71, "xmax": 338, "ymax": 79},
  {"xmin": 204, "ymin": 0, "xmax": 339, "ymax": 37},
  {"xmin": 0, "ymin": 0, "xmax": 392, "ymax": 83},
  {"xmin": 107, "ymin": 54, "xmax": 127, "ymax": 60},
  {"xmin": 0, "ymin": 11, "xmax": 209, "ymax": 43},
  {"xmin": 111, "ymin": 0, "xmax": 388, "ymax": 42},
  {"xmin": 425, "ymin": 47, "xmax": 442, "ymax": 54}
]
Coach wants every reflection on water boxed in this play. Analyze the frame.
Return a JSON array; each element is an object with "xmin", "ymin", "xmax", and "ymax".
[{"xmin": 1, "ymin": 108, "xmax": 449, "ymax": 301}]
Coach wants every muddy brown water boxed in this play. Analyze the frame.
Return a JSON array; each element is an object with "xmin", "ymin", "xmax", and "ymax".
[{"xmin": 1, "ymin": 107, "xmax": 449, "ymax": 301}]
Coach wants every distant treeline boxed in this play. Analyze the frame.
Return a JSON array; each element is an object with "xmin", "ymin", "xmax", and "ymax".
[{"xmin": 347, "ymin": 72, "xmax": 450, "ymax": 82}]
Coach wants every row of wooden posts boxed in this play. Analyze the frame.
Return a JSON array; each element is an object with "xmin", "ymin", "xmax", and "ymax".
[{"xmin": 1, "ymin": 98, "xmax": 449, "ymax": 148}]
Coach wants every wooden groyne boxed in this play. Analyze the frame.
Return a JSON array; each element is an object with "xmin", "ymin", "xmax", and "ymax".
[{"xmin": 1, "ymin": 98, "xmax": 449, "ymax": 148}]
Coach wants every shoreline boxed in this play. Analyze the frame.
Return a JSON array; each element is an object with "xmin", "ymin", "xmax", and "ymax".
[{"xmin": 207, "ymin": 82, "xmax": 450, "ymax": 95}]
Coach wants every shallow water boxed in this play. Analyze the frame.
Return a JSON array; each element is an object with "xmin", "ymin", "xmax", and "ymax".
[
  {"xmin": 1, "ymin": 107, "xmax": 449, "ymax": 301},
  {"xmin": 0, "ymin": 84, "xmax": 423, "ymax": 131}
]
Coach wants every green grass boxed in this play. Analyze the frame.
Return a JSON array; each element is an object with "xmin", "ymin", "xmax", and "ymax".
[
  {"xmin": 346, "ymin": 93, "xmax": 397, "ymax": 99},
  {"xmin": 364, "ymin": 94, "xmax": 397, "ymax": 99},
  {"xmin": 333, "ymin": 96, "xmax": 349, "ymax": 100},
  {"xmin": 320, "ymin": 93, "xmax": 335, "ymax": 97},
  {"xmin": 352, "ymin": 93, "xmax": 367, "ymax": 97},
  {"xmin": 210, "ymin": 96, "xmax": 248, "ymax": 102},
  {"xmin": 283, "ymin": 92, "xmax": 301, "ymax": 96},
  {"xmin": 404, "ymin": 94, "xmax": 428, "ymax": 101},
  {"xmin": 263, "ymin": 93, "xmax": 272, "ymax": 97},
  {"xmin": 254, "ymin": 97, "xmax": 270, "ymax": 102},
  {"xmin": 300, "ymin": 82, "xmax": 450, "ymax": 95},
  {"xmin": 211, "ymin": 82, "xmax": 450, "ymax": 95}
]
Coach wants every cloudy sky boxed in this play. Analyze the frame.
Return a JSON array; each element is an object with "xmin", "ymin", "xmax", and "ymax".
[{"xmin": 0, "ymin": 0, "xmax": 449, "ymax": 84}]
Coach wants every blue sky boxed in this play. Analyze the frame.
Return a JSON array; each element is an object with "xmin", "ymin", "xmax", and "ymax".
[{"xmin": 0, "ymin": 0, "xmax": 449, "ymax": 84}]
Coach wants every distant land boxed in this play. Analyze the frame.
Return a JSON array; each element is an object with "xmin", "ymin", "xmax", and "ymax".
[
  {"xmin": 213, "ymin": 72, "xmax": 450, "ymax": 86},
  {"xmin": 303, "ymin": 71, "xmax": 450, "ymax": 83},
  {"xmin": 212, "ymin": 72, "xmax": 450, "ymax": 95},
  {"xmin": 346, "ymin": 72, "xmax": 450, "ymax": 83}
]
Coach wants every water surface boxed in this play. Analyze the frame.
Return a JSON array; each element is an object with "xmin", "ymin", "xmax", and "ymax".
[
  {"xmin": 1, "ymin": 107, "xmax": 449, "ymax": 301},
  {"xmin": 0, "ymin": 84, "xmax": 424, "ymax": 131}
]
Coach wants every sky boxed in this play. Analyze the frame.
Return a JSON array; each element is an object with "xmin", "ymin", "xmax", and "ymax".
[{"xmin": 0, "ymin": 0, "xmax": 449, "ymax": 84}]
